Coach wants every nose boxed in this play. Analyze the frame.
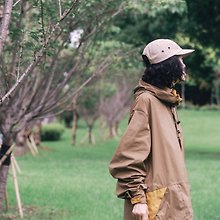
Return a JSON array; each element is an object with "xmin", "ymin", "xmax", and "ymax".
[
  {"xmin": 179, "ymin": 57, "xmax": 186, "ymax": 69},
  {"xmin": 182, "ymin": 61, "xmax": 186, "ymax": 68}
]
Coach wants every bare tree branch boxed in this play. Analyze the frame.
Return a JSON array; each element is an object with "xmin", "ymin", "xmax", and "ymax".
[
  {"xmin": 0, "ymin": 0, "xmax": 78, "ymax": 105},
  {"xmin": 0, "ymin": 56, "xmax": 41, "ymax": 104},
  {"xmin": 58, "ymin": 0, "xmax": 62, "ymax": 18},
  {"xmin": 13, "ymin": 0, "xmax": 22, "ymax": 7},
  {"xmin": 59, "ymin": 0, "xmax": 79, "ymax": 22}
]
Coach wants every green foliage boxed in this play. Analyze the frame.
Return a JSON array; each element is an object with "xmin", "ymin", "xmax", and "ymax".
[
  {"xmin": 101, "ymin": 0, "xmax": 219, "ymax": 104},
  {"xmin": 79, "ymin": 86, "xmax": 101, "ymax": 110},
  {"xmin": 186, "ymin": 0, "xmax": 220, "ymax": 47},
  {"xmin": 185, "ymin": 46, "xmax": 215, "ymax": 88},
  {"xmin": 106, "ymin": 0, "xmax": 187, "ymax": 47},
  {"xmin": 147, "ymin": 0, "xmax": 187, "ymax": 16},
  {"xmin": 41, "ymin": 123, "xmax": 65, "ymax": 141}
]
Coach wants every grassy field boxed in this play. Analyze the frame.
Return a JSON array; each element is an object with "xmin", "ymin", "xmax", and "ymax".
[{"xmin": 1, "ymin": 110, "xmax": 220, "ymax": 220}]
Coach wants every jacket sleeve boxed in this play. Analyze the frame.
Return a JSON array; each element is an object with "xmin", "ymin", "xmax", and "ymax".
[{"xmin": 109, "ymin": 94, "xmax": 151, "ymax": 204}]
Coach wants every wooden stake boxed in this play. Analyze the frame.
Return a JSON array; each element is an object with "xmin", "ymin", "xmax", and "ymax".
[
  {"xmin": 11, "ymin": 159, "xmax": 23, "ymax": 218},
  {"xmin": 11, "ymin": 154, "xmax": 21, "ymax": 174},
  {"xmin": 91, "ymin": 134, "xmax": 96, "ymax": 144},
  {"xmin": 29, "ymin": 135, "xmax": 39, "ymax": 154},
  {"xmin": 4, "ymin": 190, "xmax": 8, "ymax": 211},
  {"xmin": 26, "ymin": 139, "xmax": 36, "ymax": 156},
  {"xmin": 80, "ymin": 133, "xmax": 96, "ymax": 144},
  {"xmin": 80, "ymin": 133, "xmax": 89, "ymax": 144}
]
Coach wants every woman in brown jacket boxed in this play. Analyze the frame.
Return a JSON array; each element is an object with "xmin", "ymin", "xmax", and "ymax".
[{"xmin": 109, "ymin": 39, "xmax": 194, "ymax": 220}]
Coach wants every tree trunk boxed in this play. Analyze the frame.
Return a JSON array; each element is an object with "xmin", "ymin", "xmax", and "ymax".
[
  {"xmin": 0, "ymin": 165, "xmax": 9, "ymax": 210},
  {"xmin": 72, "ymin": 112, "xmax": 78, "ymax": 145},
  {"xmin": 72, "ymin": 97, "xmax": 78, "ymax": 145},
  {"xmin": 33, "ymin": 120, "xmax": 42, "ymax": 146},
  {"xmin": 16, "ymin": 127, "xmax": 29, "ymax": 147},
  {"xmin": 99, "ymin": 120, "xmax": 106, "ymax": 141},
  {"xmin": 109, "ymin": 123, "xmax": 113, "ymax": 139},
  {"xmin": 115, "ymin": 121, "xmax": 120, "ymax": 136},
  {"xmin": 0, "ymin": 141, "xmax": 12, "ymax": 210},
  {"xmin": 216, "ymin": 81, "xmax": 220, "ymax": 109},
  {"xmin": 109, "ymin": 122, "xmax": 117, "ymax": 139},
  {"xmin": 0, "ymin": 0, "xmax": 13, "ymax": 57},
  {"xmin": 210, "ymin": 86, "xmax": 215, "ymax": 105},
  {"xmin": 109, "ymin": 122, "xmax": 119, "ymax": 139},
  {"xmin": 15, "ymin": 126, "xmax": 31, "ymax": 155},
  {"xmin": 88, "ymin": 125, "xmax": 93, "ymax": 144}
]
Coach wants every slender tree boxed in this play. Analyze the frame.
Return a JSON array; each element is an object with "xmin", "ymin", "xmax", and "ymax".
[
  {"xmin": 99, "ymin": 81, "xmax": 132, "ymax": 138},
  {"xmin": 78, "ymin": 82, "xmax": 104, "ymax": 144}
]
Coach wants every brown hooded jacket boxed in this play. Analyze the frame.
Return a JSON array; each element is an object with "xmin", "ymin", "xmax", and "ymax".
[{"xmin": 109, "ymin": 80, "xmax": 193, "ymax": 220}]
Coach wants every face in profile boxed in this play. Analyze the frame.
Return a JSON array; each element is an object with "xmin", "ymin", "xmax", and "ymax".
[{"xmin": 179, "ymin": 56, "xmax": 187, "ymax": 81}]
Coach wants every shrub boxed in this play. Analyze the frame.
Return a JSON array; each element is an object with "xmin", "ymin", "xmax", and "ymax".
[
  {"xmin": 183, "ymin": 102, "xmax": 200, "ymax": 110},
  {"xmin": 178, "ymin": 102, "xmax": 220, "ymax": 111},
  {"xmin": 199, "ymin": 104, "xmax": 220, "ymax": 111},
  {"xmin": 41, "ymin": 123, "xmax": 65, "ymax": 141}
]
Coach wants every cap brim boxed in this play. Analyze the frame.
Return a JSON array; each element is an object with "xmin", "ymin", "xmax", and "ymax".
[{"xmin": 175, "ymin": 49, "xmax": 195, "ymax": 57}]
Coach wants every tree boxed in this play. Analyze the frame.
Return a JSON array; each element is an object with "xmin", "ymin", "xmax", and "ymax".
[
  {"xmin": 99, "ymin": 81, "xmax": 131, "ymax": 138},
  {"xmin": 0, "ymin": 0, "xmax": 127, "ymax": 210},
  {"xmin": 78, "ymin": 84, "xmax": 101, "ymax": 144}
]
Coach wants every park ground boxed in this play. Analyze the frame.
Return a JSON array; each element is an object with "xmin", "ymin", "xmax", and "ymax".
[{"xmin": 1, "ymin": 109, "xmax": 220, "ymax": 220}]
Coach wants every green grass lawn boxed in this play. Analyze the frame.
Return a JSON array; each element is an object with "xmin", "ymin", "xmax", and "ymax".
[{"xmin": 1, "ymin": 110, "xmax": 220, "ymax": 220}]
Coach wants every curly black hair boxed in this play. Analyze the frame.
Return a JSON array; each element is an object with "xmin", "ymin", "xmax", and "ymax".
[{"xmin": 142, "ymin": 55, "xmax": 184, "ymax": 89}]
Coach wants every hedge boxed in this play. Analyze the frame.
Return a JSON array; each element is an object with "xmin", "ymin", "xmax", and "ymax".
[{"xmin": 41, "ymin": 123, "xmax": 65, "ymax": 141}]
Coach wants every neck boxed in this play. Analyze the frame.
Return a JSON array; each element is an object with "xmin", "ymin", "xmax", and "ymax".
[{"xmin": 164, "ymin": 87, "xmax": 172, "ymax": 93}]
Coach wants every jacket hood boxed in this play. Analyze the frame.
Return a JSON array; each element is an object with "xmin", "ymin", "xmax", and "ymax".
[{"xmin": 134, "ymin": 80, "xmax": 182, "ymax": 106}]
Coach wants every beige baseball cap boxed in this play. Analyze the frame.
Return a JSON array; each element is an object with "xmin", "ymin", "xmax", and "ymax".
[{"xmin": 143, "ymin": 39, "xmax": 194, "ymax": 64}]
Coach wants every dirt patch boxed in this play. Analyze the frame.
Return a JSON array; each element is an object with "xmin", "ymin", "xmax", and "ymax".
[
  {"xmin": 0, "ymin": 205, "xmax": 67, "ymax": 220},
  {"xmin": 0, "ymin": 205, "xmax": 37, "ymax": 219}
]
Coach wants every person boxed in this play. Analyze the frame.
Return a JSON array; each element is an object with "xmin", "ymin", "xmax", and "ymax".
[{"xmin": 109, "ymin": 39, "xmax": 194, "ymax": 220}]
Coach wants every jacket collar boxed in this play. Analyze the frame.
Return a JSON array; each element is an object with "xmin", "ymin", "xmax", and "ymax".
[{"xmin": 134, "ymin": 80, "xmax": 182, "ymax": 106}]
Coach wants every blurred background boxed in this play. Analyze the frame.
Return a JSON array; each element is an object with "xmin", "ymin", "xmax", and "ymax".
[{"xmin": 0, "ymin": 0, "xmax": 219, "ymax": 219}]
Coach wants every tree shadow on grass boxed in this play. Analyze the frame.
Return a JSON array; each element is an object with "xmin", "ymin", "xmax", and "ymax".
[{"xmin": 185, "ymin": 149, "xmax": 220, "ymax": 161}]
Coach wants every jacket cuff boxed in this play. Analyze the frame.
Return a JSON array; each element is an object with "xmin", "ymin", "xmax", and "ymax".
[{"xmin": 130, "ymin": 190, "xmax": 147, "ymax": 204}]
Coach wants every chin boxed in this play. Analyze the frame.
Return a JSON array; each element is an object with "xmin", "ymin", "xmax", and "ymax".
[{"xmin": 181, "ymin": 74, "xmax": 187, "ymax": 81}]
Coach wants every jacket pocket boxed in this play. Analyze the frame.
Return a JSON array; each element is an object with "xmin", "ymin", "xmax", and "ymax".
[
  {"xmin": 146, "ymin": 187, "xmax": 167, "ymax": 220},
  {"xmin": 155, "ymin": 183, "xmax": 194, "ymax": 220}
]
